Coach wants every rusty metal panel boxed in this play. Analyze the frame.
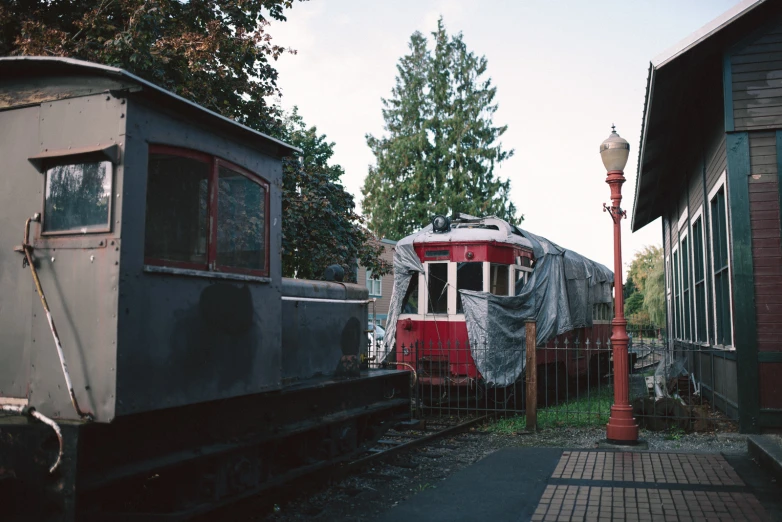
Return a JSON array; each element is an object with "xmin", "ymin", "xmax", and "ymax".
[
  {"xmin": 0, "ymin": 105, "xmax": 40, "ymax": 400},
  {"xmin": 0, "ymin": 75, "xmax": 136, "ymax": 109},
  {"xmin": 25, "ymin": 94, "xmax": 125, "ymax": 422},
  {"xmin": 114, "ymin": 100, "xmax": 283, "ymax": 416}
]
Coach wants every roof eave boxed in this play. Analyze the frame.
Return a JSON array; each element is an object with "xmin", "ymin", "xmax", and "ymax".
[{"xmin": 0, "ymin": 56, "xmax": 299, "ymax": 157}]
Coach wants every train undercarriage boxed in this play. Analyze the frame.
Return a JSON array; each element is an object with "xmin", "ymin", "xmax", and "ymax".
[{"xmin": 0, "ymin": 370, "xmax": 410, "ymax": 522}]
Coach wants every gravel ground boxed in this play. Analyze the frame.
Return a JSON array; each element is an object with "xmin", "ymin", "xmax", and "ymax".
[{"xmin": 223, "ymin": 417, "xmax": 747, "ymax": 522}]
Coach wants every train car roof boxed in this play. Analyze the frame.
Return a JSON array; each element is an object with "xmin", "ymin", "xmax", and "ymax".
[
  {"xmin": 0, "ymin": 56, "xmax": 298, "ymax": 158},
  {"xmin": 411, "ymin": 216, "xmax": 534, "ymax": 249}
]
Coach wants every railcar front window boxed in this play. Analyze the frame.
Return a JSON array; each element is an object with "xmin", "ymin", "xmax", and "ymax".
[
  {"xmin": 216, "ymin": 165, "xmax": 267, "ymax": 271},
  {"xmin": 401, "ymin": 275, "xmax": 419, "ymax": 314},
  {"xmin": 43, "ymin": 161, "xmax": 111, "ymax": 233},
  {"xmin": 427, "ymin": 263, "xmax": 448, "ymax": 314},
  {"xmin": 145, "ymin": 153, "xmax": 210, "ymax": 266},
  {"xmin": 490, "ymin": 264, "xmax": 510, "ymax": 296},
  {"xmin": 456, "ymin": 262, "xmax": 483, "ymax": 313}
]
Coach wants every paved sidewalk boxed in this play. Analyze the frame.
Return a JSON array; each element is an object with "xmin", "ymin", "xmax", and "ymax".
[{"xmin": 376, "ymin": 448, "xmax": 782, "ymax": 522}]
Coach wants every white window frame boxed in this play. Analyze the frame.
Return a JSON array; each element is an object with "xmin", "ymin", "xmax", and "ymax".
[
  {"xmin": 690, "ymin": 205, "xmax": 709, "ymax": 346},
  {"xmin": 678, "ymin": 219, "xmax": 690, "ymax": 341},
  {"xmin": 366, "ymin": 269, "xmax": 382, "ymax": 297},
  {"xmin": 665, "ymin": 253, "xmax": 672, "ymax": 337},
  {"xmin": 424, "ymin": 261, "xmax": 450, "ymax": 316},
  {"xmin": 707, "ymin": 171, "xmax": 734, "ymax": 349},
  {"xmin": 511, "ymin": 264, "xmax": 533, "ymax": 294},
  {"xmin": 671, "ymin": 242, "xmax": 680, "ymax": 340},
  {"xmin": 399, "ymin": 272, "xmax": 425, "ymax": 321}
]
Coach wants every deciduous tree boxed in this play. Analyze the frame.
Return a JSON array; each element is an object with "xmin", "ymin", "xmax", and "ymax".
[
  {"xmin": 0, "ymin": 0, "xmax": 297, "ymax": 134},
  {"xmin": 362, "ymin": 18, "xmax": 519, "ymax": 239},
  {"xmin": 281, "ymin": 109, "xmax": 390, "ymax": 281}
]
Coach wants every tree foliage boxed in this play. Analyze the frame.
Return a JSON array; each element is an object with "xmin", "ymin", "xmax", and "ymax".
[
  {"xmin": 362, "ymin": 18, "xmax": 519, "ymax": 239},
  {"xmin": 0, "ymin": 0, "xmax": 297, "ymax": 134},
  {"xmin": 624, "ymin": 245, "xmax": 665, "ymax": 329},
  {"xmin": 280, "ymin": 109, "xmax": 390, "ymax": 282}
]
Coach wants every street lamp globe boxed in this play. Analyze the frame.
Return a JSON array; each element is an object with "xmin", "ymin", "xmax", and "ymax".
[{"xmin": 599, "ymin": 126, "xmax": 630, "ymax": 172}]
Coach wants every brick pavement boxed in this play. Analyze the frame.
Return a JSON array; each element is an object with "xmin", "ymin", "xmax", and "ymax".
[{"xmin": 533, "ymin": 452, "xmax": 771, "ymax": 521}]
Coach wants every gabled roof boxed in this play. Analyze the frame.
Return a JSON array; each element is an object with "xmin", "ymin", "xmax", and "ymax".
[
  {"xmin": 0, "ymin": 56, "xmax": 298, "ymax": 157},
  {"xmin": 631, "ymin": 0, "xmax": 777, "ymax": 231}
]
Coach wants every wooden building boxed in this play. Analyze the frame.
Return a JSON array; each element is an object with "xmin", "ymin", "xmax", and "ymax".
[
  {"xmin": 632, "ymin": 0, "xmax": 782, "ymax": 432},
  {"xmin": 357, "ymin": 238, "xmax": 397, "ymax": 327}
]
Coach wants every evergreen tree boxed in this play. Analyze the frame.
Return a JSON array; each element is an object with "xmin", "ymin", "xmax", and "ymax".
[{"xmin": 362, "ymin": 18, "xmax": 519, "ymax": 239}]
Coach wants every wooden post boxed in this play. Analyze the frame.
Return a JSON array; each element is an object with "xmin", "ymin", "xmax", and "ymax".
[{"xmin": 525, "ymin": 320, "xmax": 537, "ymax": 432}]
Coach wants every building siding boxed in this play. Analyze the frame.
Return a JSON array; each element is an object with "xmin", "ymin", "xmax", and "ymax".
[
  {"xmin": 732, "ymin": 21, "xmax": 782, "ymax": 131},
  {"xmin": 357, "ymin": 239, "xmax": 396, "ymax": 326}
]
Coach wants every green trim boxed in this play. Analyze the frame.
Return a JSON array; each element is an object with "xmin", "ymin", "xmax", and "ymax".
[
  {"xmin": 759, "ymin": 409, "xmax": 782, "ymax": 428},
  {"xmin": 777, "ymin": 131, "xmax": 782, "ymax": 236},
  {"xmin": 726, "ymin": 132, "xmax": 759, "ymax": 433},
  {"xmin": 758, "ymin": 352, "xmax": 782, "ymax": 363},
  {"xmin": 723, "ymin": 53, "xmax": 734, "ymax": 132}
]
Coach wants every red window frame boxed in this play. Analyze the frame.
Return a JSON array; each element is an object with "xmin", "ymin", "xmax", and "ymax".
[{"xmin": 144, "ymin": 144, "xmax": 270, "ymax": 278}]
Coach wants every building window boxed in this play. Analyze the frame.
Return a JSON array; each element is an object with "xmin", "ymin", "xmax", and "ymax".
[
  {"xmin": 680, "ymin": 233, "xmax": 691, "ymax": 341},
  {"xmin": 144, "ymin": 145, "xmax": 269, "ymax": 277},
  {"xmin": 456, "ymin": 262, "xmax": 483, "ymax": 313},
  {"xmin": 427, "ymin": 263, "xmax": 448, "ymax": 314},
  {"xmin": 692, "ymin": 214, "xmax": 707, "ymax": 343},
  {"xmin": 366, "ymin": 269, "xmax": 382, "ymax": 296},
  {"xmin": 672, "ymin": 247, "xmax": 680, "ymax": 339},
  {"xmin": 709, "ymin": 182, "xmax": 732, "ymax": 347},
  {"xmin": 43, "ymin": 160, "xmax": 112, "ymax": 234}
]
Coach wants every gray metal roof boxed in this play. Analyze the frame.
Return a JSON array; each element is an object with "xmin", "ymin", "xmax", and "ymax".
[
  {"xmin": 631, "ymin": 0, "xmax": 771, "ymax": 232},
  {"xmin": 0, "ymin": 56, "xmax": 298, "ymax": 157}
]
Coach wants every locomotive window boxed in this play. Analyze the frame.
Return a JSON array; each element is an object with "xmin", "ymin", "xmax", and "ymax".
[
  {"xmin": 216, "ymin": 165, "xmax": 267, "ymax": 271},
  {"xmin": 427, "ymin": 263, "xmax": 448, "ymax": 314},
  {"xmin": 145, "ymin": 153, "xmax": 210, "ymax": 267},
  {"xmin": 401, "ymin": 275, "xmax": 419, "ymax": 314},
  {"xmin": 144, "ymin": 146, "xmax": 270, "ymax": 277},
  {"xmin": 43, "ymin": 161, "xmax": 112, "ymax": 234},
  {"xmin": 490, "ymin": 264, "xmax": 509, "ymax": 296},
  {"xmin": 456, "ymin": 262, "xmax": 483, "ymax": 313}
]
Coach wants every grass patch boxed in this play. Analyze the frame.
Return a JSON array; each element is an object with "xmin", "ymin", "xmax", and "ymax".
[{"xmin": 487, "ymin": 385, "xmax": 614, "ymax": 434}]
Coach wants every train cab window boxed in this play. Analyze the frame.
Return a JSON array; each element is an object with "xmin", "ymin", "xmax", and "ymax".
[
  {"xmin": 401, "ymin": 275, "xmax": 419, "ymax": 314},
  {"xmin": 427, "ymin": 263, "xmax": 448, "ymax": 314},
  {"xmin": 43, "ymin": 161, "xmax": 112, "ymax": 234},
  {"xmin": 490, "ymin": 264, "xmax": 510, "ymax": 296},
  {"xmin": 456, "ymin": 262, "xmax": 483, "ymax": 313},
  {"xmin": 145, "ymin": 152, "xmax": 210, "ymax": 266},
  {"xmin": 145, "ymin": 145, "xmax": 269, "ymax": 276},
  {"xmin": 216, "ymin": 165, "xmax": 267, "ymax": 271}
]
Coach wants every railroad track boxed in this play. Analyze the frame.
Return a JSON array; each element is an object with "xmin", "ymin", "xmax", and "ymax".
[
  {"xmin": 344, "ymin": 415, "xmax": 487, "ymax": 472},
  {"xmin": 200, "ymin": 415, "xmax": 488, "ymax": 521}
]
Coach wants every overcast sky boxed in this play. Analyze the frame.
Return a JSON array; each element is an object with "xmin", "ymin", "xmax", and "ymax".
[{"xmin": 269, "ymin": 0, "xmax": 739, "ymax": 274}]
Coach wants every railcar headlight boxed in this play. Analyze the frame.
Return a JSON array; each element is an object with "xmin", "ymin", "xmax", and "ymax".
[{"xmin": 432, "ymin": 215, "xmax": 450, "ymax": 233}]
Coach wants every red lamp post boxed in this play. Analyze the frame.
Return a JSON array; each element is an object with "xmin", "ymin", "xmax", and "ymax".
[{"xmin": 600, "ymin": 126, "xmax": 639, "ymax": 443}]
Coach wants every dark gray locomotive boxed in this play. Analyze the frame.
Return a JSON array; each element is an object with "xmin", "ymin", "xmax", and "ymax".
[{"xmin": 0, "ymin": 57, "xmax": 409, "ymax": 521}]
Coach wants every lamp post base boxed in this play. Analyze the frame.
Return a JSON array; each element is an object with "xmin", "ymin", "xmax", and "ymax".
[{"xmin": 606, "ymin": 404, "xmax": 639, "ymax": 441}]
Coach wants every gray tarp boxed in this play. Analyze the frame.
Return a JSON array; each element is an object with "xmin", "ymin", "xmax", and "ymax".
[
  {"xmin": 461, "ymin": 230, "xmax": 613, "ymax": 385},
  {"xmin": 382, "ymin": 223, "xmax": 613, "ymax": 387},
  {"xmin": 380, "ymin": 225, "xmax": 428, "ymax": 363}
]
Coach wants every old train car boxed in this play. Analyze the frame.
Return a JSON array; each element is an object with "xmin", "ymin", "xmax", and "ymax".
[
  {"xmin": 0, "ymin": 57, "xmax": 409, "ymax": 521},
  {"xmin": 384, "ymin": 215, "xmax": 614, "ymax": 401}
]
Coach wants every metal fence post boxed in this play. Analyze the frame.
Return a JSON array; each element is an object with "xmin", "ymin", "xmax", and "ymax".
[{"xmin": 526, "ymin": 320, "xmax": 537, "ymax": 432}]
